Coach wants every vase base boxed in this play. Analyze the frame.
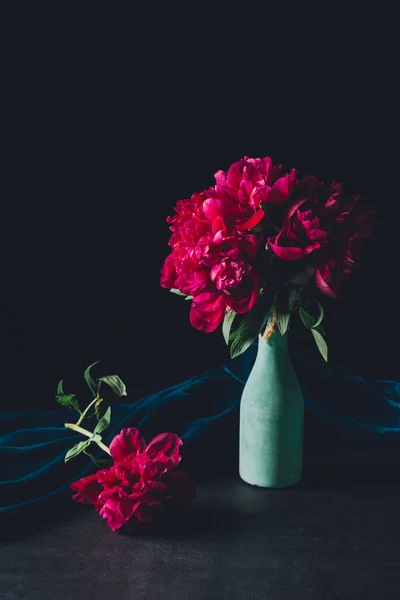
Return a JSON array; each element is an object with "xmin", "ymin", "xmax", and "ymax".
[{"xmin": 239, "ymin": 472, "xmax": 302, "ymax": 489}]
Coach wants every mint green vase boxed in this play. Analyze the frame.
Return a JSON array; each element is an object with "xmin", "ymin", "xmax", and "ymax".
[{"xmin": 239, "ymin": 331, "xmax": 304, "ymax": 488}]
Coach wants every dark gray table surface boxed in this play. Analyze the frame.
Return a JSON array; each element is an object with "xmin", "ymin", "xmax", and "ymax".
[{"xmin": 2, "ymin": 446, "xmax": 400, "ymax": 600}]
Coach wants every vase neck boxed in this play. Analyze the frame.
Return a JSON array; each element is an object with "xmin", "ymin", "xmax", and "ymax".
[{"xmin": 256, "ymin": 331, "xmax": 289, "ymax": 358}]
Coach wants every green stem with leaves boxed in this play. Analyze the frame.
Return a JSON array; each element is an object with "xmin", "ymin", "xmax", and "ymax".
[
  {"xmin": 57, "ymin": 363, "xmax": 127, "ymax": 464},
  {"xmin": 64, "ymin": 422, "xmax": 111, "ymax": 456},
  {"xmin": 75, "ymin": 395, "xmax": 100, "ymax": 426}
]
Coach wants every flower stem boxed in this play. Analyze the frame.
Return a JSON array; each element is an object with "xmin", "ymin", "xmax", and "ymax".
[
  {"xmin": 262, "ymin": 310, "xmax": 278, "ymax": 342},
  {"xmin": 76, "ymin": 396, "xmax": 99, "ymax": 426},
  {"xmin": 64, "ymin": 422, "xmax": 111, "ymax": 456}
]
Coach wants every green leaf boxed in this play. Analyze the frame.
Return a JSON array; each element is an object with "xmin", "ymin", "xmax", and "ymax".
[
  {"xmin": 230, "ymin": 335, "xmax": 258, "ymax": 359},
  {"xmin": 229, "ymin": 312, "xmax": 267, "ymax": 358},
  {"xmin": 229, "ymin": 316, "xmax": 257, "ymax": 357},
  {"xmin": 228, "ymin": 298, "xmax": 273, "ymax": 343},
  {"xmin": 291, "ymin": 265, "xmax": 315, "ymax": 285},
  {"xmin": 289, "ymin": 289, "xmax": 301, "ymax": 311},
  {"xmin": 311, "ymin": 329, "xmax": 328, "ymax": 362},
  {"xmin": 57, "ymin": 380, "xmax": 64, "ymax": 395},
  {"xmin": 299, "ymin": 301, "xmax": 324, "ymax": 329},
  {"xmin": 82, "ymin": 450, "xmax": 112, "ymax": 469},
  {"xmin": 97, "ymin": 375, "xmax": 127, "ymax": 397},
  {"xmin": 184, "ymin": 295, "xmax": 193, "ymax": 300},
  {"xmin": 64, "ymin": 440, "xmax": 90, "ymax": 462},
  {"xmin": 84, "ymin": 361, "xmax": 99, "ymax": 395},
  {"xmin": 170, "ymin": 289, "xmax": 186, "ymax": 296},
  {"xmin": 229, "ymin": 300, "xmax": 273, "ymax": 359},
  {"xmin": 222, "ymin": 310, "xmax": 236, "ymax": 345},
  {"xmin": 94, "ymin": 406, "xmax": 111, "ymax": 435},
  {"xmin": 55, "ymin": 394, "xmax": 80, "ymax": 413},
  {"xmin": 277, "ymin": 313, "xmax": 291, "ymax": 336},
  {"xmin": 312, "ymin": 301, "xmax": 324, "ymax": 328}
]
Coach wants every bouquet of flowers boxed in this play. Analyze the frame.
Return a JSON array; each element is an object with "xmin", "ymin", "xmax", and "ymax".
[{"xmin": 161, "ymin": 156, "xmax": 374, "ymax": 359}]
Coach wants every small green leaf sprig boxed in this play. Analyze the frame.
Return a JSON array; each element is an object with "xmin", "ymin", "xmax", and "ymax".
[{"xmin": 56, "ymin": 361, "xmax": 127, "ymax": 468}]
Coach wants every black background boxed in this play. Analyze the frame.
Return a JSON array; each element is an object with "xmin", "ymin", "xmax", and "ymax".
[{"xmin": 1, "ymin": 3, "xmax": 398, "ymax": 410}]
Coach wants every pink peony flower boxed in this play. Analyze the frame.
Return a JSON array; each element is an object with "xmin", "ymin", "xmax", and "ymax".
[
  {"xmin": 70, "ymin": 428, "xmax": 196, "ymax": 532},
  {"xmin": 267, "ymin": 208, "xmax": 329, "ymax": 260},
  {"xmin": 315, "ymin": 208, "xmax": 374, "ymax": 298},
  {"xmin": 203, "ymin": 156, "xmax": 299, "ymax": 231},
  {"xmin": 166, "ymin": 190, "xmax": 216, "ymax": 250},
  {"xmin": 268, "ymin": 179, "xmax": 375, "ymax": 297},
  {"xmin": 161, "ymin": 204, "xmax": 263, "ymax": 332}
]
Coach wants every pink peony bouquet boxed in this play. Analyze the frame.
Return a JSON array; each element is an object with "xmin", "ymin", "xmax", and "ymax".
[
  {"xmin": 58, "ymin": 362, "xmax": 195, "ymax": 532},
  {"xmin": 161, "ymin": 156, "xmax": 375, "ymax": 359}
]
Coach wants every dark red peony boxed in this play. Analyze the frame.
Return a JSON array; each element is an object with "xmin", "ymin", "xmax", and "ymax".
[
  {"xmin": 267, "ymin": 179, "xmax": 375, "ymax": 297},
  {"xmin": 70, "ymin": 428, "xmax": 196, "ymax": 532}
]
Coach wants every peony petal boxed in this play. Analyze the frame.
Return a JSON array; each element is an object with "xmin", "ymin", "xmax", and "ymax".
[
  {"xmin": 138, "ymin": 460, "xmax": 158, "ymax": 482},
  {"xmin": 99, "ymin": 497, "xmax": 127, "ymax": 531},
  {"xmin": 235, "ymin": 209, "xmax": 265, "ymax": 231},
  {"xmin": 102, "ymin": 513, "xmax": 124, "ymax": 531},
  {"xmin": 214, "ymin": 169, "xmax": 227, "ymax": 184},
  {"xmin": 189, "ymin": 292, "xmax": 226, "ymax": 332},
  {"xmin": 189, "ymin": 310, "xmax": 224, "ymax": 332},
  {"xmin": 266, "ymin": 170, "xmax": 297, "ymax": 205},
  {"xmin": 145, "ymin": 432, "xmax": 183, "ymax": 461},
  {"xmin": 315, "ymin": 268, "xmax": 339, "ymax": 298},
  {"xmin": 283, "ymin": 197, "xmax": 308, "ymax": 222},
  {"xmin": 162, "ymin": 470, "xmax": 197, "ymax": 510},
  {"xmin": 225, "ymin": 160, "xmax": 243, "ymax": 188},
  {"xmin": 225, "ymin": 271, "xmax": 260, "ymax": 314},
  {"xmin": 133, "ymin": 504, "xmax": 153, "ymax": 523},
  {"xmin": 261, "ymin": 156, "xmax": 273, "ymax": 179},
  {"xmin": 118, "ymin": 497, "xmax": 138, "ymax": 521},
  {"xmin": 160, "ymin": 254, "xmax": 178, "ymax": 289},
  {"xmin": 211, "ymin": 215, "xmax": 229, "ymax": 235},
  {"xmin": 202, "ymin": 197, "xmax": 243, "ymax": 221},
  {"xmin": 268, "ymin": 236, "xmax": 317, "ymax": 260},
  {"xmin": 109, "ymin": 428, "xmax": 147, "ymax": 464},
  {"xmin": 190, "ymin": 291, "xmax": 225, "ymax": 311},
  {"xmin": 70, "ymin": 474, "xmax": 103, "ymax": 505},
  {"xmin": 145, "ymin": 480, "xmax": 168, "ymax": 496}
]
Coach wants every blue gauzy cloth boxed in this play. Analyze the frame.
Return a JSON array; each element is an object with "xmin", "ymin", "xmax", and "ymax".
[{"xmin": 1, "ymin": 345, "xmax": 400, "ymax": 530}]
